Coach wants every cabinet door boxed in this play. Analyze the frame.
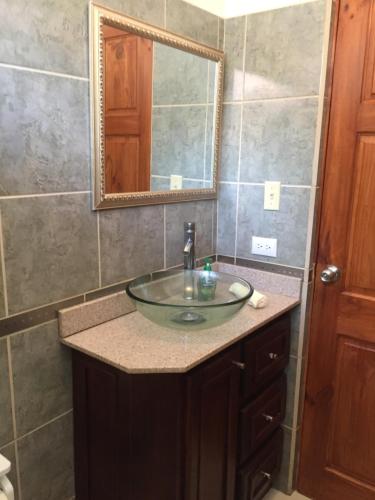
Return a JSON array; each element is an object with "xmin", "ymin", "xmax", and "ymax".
[{"xmin": 186, "ymin": 345, "xmax": 241, "ymax": 500}]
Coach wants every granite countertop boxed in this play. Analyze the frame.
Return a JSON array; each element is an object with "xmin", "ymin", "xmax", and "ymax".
[{"xmin": 61, "ymin": 291, "xmax": 299, "ymax": 374}]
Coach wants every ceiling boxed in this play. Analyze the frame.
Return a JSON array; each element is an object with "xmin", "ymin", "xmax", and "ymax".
[{"xmin": 183, "ymin": 0, "xmax": 317, "ymax": 18}]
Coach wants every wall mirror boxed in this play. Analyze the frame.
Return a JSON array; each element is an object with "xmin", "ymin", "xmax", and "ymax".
[{"xmin": 90, "ymin": 2, "xmax": 224, "ymax": 209}]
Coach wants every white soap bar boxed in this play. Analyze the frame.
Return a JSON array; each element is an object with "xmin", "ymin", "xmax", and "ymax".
[
  {"xmin": 229, "ymin": 282, "xmax": 249, "ymax": 299},
  {"xmin": 249, "ymin": 290, "xmax": 268, "ymax": 309}
]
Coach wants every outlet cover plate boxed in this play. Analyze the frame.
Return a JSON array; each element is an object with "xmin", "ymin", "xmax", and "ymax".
[
  {"xmin": 251, "ymin": 236, "xmax": 277, "ymax": 257},
  {"xmin": 264, "ymin": 181, "xmax": 281, "ymax": 210}
]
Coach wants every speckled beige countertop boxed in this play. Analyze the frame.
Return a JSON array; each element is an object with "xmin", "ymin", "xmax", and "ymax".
[{"xmin": 61, "ymin": 291, "xmax": 299, "ymax": 374}]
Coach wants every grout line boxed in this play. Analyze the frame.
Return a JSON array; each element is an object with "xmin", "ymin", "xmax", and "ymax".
[
  {"xmin": 0, "ymin": 191, "xmax": 90, "ymax": 200},
  {"xmin": 203, "ymin": 61, "xmax": 210, "ymax": 184},
  {"xmin": 223, "ymin": 18, "xmax": 226, "ymax": 52},
  {"xmin": 0, "ymin": 211, "xmax": 9, "ymax": 316},
  {"xmin": 233, "ymin": 15, "xmax": 247, "ymax": 261},
  {"xmin": 97, "ymin": 212, "xmax": 102, "ymax": 289},
  {"xmin": 163, "ymin": 205, "xmax": 167, "ymax": 270},
  {"xmin": 223, "ymin": 95, "xmax": 319, "ymax": 105},
  {"xmin": 16, "ymin": 409, "xmax": 73, "ymax": 442},
  {"xmin": 211, "ymin": 201, "xmax": 215, "ymax": 254},
  {"xmin": 217, "ymin": 17, "xmax": 220, "ymax": 49},
  {"xmin": 164, "ymin": 0, "xmax": 167, "ymax": 29},
  {"xmin": 152, "ymin": 102, "xmax": 211, "ymax": 108},
  {"xmin": 219, "ymin": 180, "xmax": 312, "ymax": 189},
  {"xmin": 6, "ymin": 336, "xmax": 22, "ymax": 500},
  {"xmin": 0, "ymin": 62, "xmax": 89, "ymax": 82}
]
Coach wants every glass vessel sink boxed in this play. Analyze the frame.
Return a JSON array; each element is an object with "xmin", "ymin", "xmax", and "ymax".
[{"xmin": 126, "ymin": 269, "xmax": 253, "ymax": 330}]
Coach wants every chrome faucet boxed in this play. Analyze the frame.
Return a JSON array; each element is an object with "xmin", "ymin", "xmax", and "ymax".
[
  {"xmin": 183, "ymin": 222, "xmax": 196, "ymax": 300},
  {"xmin": 184, "ymin": 222, "xmax": 196, "ymax": 270}
]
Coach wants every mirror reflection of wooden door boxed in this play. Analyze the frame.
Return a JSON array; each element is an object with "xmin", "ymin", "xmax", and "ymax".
[
  {"xmin": 103, "ymin": 25, "xmax": 152, "ymax": 193},
  {"xmin": 299, "ymin": 1, "xmax": 375, "ymax": 499}
]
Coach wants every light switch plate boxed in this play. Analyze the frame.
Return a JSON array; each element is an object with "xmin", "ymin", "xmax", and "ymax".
[
  {"xmin": 170, "ymin": 175, "xmax": 183, "ymax": 190},
  {"xmin": 251, "ymin": 236, "xmax": 278, "ymax": 257},
  {"xmin": 264, "ymin": 181, "xmax": 281, "ymax": 210}
]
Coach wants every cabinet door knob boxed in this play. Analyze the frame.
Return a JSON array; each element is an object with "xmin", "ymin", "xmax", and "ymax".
[
  {"xmin": 232, "ymin": 361, "xmax": 246, "ymax": 370},
  {"xmin": 261, "ymin": 471, "xmax": 272, "ymax": 480},
  {"xmin": 268, "ymin": 352, "xmax": 279, "ymax": 360},
  {"xmin": 262, "ymin": 413, "xmax": 275, "ymax": 422}
]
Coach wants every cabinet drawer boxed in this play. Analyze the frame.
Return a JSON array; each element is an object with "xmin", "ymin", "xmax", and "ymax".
[
  {"xmin": 242, "ymin": 315, "xmax": 290, "ymax": 399},
  {"xmin": 239, "ymin": 375, "xmax": 286, "ymax": 464},
  {"xmin": 237, "ymin": 429, "xmax": 283, "ymax": 500}
]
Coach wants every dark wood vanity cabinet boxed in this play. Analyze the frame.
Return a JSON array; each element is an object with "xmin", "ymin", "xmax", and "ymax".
[{"xmin": 72, "ymin": 313, "xmax": 291, "ymax": 500}]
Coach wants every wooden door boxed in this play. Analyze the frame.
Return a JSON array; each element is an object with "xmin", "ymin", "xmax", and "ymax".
[
  {"xmin": 103, "ymin": 25, "xmax": 152, "ymax": 193},
  {"xmin": 299, "ymin": 1, "xmax": 375, "ymax": 499},
  {"xmin": 186, "ymin": 346, "xmax": 241, "ymax": 500}
]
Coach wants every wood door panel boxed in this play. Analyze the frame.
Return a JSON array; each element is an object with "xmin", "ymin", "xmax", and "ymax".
[
  {"xmin": 105, "ymin": 34, "xmax": 138, "ymax": 112},
  {"xmin": 327, "ymin": 337, "xmax": 375, "ymax": 485},
  {"xmin": 299, "ymin": 1, "xmax": 375, "ymax": 498},
  {"xmin": 346, "ymin": 135, "xmax": 375, "ymax": 292},
  {"xmin": 105, "ymin": 136, "xmax": 140, "ymax": 193},
  {"xmin": 103, "ymin": 26, "xmax": 152, "ymax": 193},
  {"xmin": 337, "ymin": 293, "xmax": 375, "ymax": 339}
]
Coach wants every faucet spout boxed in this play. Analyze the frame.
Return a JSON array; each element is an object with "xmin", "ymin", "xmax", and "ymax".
[
  {"xmin": 184, "ymin": 239, "xmax": 193, "ymax": 254},
  {"xmin": 183, "ymin": 222, "xmax": 196, "ymax": 270},
  {"xmin": 183, "ymin": 222, "xmax": 196, "ymax": 299}
]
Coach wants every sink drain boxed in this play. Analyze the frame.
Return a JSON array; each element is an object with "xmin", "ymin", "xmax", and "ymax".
[{"xmin": 171, "ymin": 311, "xmax": 206, "ymax": 325}]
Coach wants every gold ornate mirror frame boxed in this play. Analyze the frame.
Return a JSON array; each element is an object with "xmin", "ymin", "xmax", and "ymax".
[{"xmin": 90, "ymin": 2, "xmax": 224, "ymax": 209}]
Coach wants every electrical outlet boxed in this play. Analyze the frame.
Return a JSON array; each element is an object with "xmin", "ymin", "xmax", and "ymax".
[
  {"xmin": 170, "ymin": 175, "xmax": 183, "ymax": 190},
  {"xmin": 251, "ymin": 236, "xmax": 277, "ymax": 257},
  {"xmin": 264, "ymin": 181, "xmax": 281, "ymax": 210}
]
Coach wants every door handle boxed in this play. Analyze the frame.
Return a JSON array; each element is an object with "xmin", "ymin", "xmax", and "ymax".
[{"xmin": 320, "ymin": 265, "xmax": 341, "ymax": 284}]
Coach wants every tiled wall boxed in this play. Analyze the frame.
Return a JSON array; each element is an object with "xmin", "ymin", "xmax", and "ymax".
[
  {"xmin": 0, "ymin": 1, "xmax": 221, "ymax": 498},
  {"xmin": 216, "ymin": 0, "xmax": 332, "ymax": 493},
  {"xmin": 151, "ymin": 46, "xmax": 216, "ymax": 190}
]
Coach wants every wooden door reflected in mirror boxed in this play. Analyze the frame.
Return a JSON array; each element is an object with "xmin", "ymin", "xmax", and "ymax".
[
  {"xmin": 103, "ymin": 25, "xmax": 152, "ymax": 193},
  {"xmin": 90, "ymin": 3, "xmax": 224, "ymax": 209}
]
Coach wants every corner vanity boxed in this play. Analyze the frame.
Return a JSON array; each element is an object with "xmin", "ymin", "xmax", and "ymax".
[{"xmin": 59, "ymin": 265, "xmax": 299, "ymax": 500}]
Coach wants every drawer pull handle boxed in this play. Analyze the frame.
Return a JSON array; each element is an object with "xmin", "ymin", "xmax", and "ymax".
[
  {"xmin": 261, "ymin": 471, "xmax": 272, "ymax": 480},
  {"xmin": 232, "ymin": 361, "xmax": 246, "ymax": 370},
  {"xmin": 268, "ymin": 352, "xmax": 279, "ymax": 360},
  {"xmin": 262, "ymin": 413, "xmax": 275, "ymax": 422}
]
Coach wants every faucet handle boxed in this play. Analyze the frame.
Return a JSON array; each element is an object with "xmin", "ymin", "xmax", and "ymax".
[{"xmin": 184, "ymin": 221, "xmax": 195, "ymax": 232}]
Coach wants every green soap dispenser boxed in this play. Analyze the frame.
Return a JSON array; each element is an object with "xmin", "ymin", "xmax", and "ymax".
[{"xmin": 198, "ymin": 258, "xmax": 217, "ymax": 301}]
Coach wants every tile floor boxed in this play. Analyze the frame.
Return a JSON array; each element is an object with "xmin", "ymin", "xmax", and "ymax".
[{"xmin": 265, "ymin": 489, "xmax": 311, "ymax": 500}]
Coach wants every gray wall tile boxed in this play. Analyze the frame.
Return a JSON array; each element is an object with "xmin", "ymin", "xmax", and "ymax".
[
  {"xmin": 0, "ymin": 0, "xmax": 88, "ymax": 77},
  {"xmin": 0, "ymin": 442, "xmax": 19, "ymax": 500},
  {"xmin": 0, "ymin": 68, "xmax": 90, "ymax": 196},
  {"xmin": 284, "ymin": 356, "xmax": 298, "ymax": 428},
  {"xmin": 220, "ymin": 104, "xmax": 241, "ymax": 182},
  {"xmin": 290, "ymin": 305, "xmax": 301, "ymax": 357},
  {"xmin": 218, "ymin": 18, "xmax": 224, "ymax": 50},
  {"xmin": 100, "ymin": 205, "xmax": 164, "ymax": 286},
  {"xmin": 0, "ymin": 339, "xmax": 13, "ymax": 446},
  {"xmin": 236, "ymin": 186, "xmax": 310, "ymax": 268},
  {"xmin": 244, "ymin": 1, "xmax": 325, "ymax": 99},
  {"xmin": 274, "ymin": 426, "xmax": 298, "ymax": 494},
  {"xmin": 153, "ymin": 44, "xmax": 208, "ymax": 105},
  {"xmin": 240, "ymin": 99, "xmax": 318, "ymax": 185},
  {"xmin": 152, "ymin": 106, "xmax": 206, "ymax": 179},
  {"xmin": 223, "ymin": 16, "xmax": 246, "ymax": 101},
  {"xmin": 0, "ymin": 246, "xmax": 5, "ymax": 318},
  {"xmin": 217, "ymin": 183, "xmax": 237, "ymax": 256},
  {"xmin": 107, "ymin": 0, "xmax": 165, "ymax": 27},
  {"xmin": 18, "ymin": 413, "xmax": 74, "ymax": 500},
  {"xmin": 205, "ymin": 105, "xmax": 215, "ymax": 181},
  {"xmin": 165, "ymin": 200, "xmax": 214, "ymax": 267},
  {"xmin": 166, "ymin": 0, "xmax": 218, "ymax": 47},
  {"xmin": 1, "ymin": 194, "xmax": 99, "ymax": 314},
  {"xmin": 10, "ymin": 321, "xmax": 72, "ymax": 437}
]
